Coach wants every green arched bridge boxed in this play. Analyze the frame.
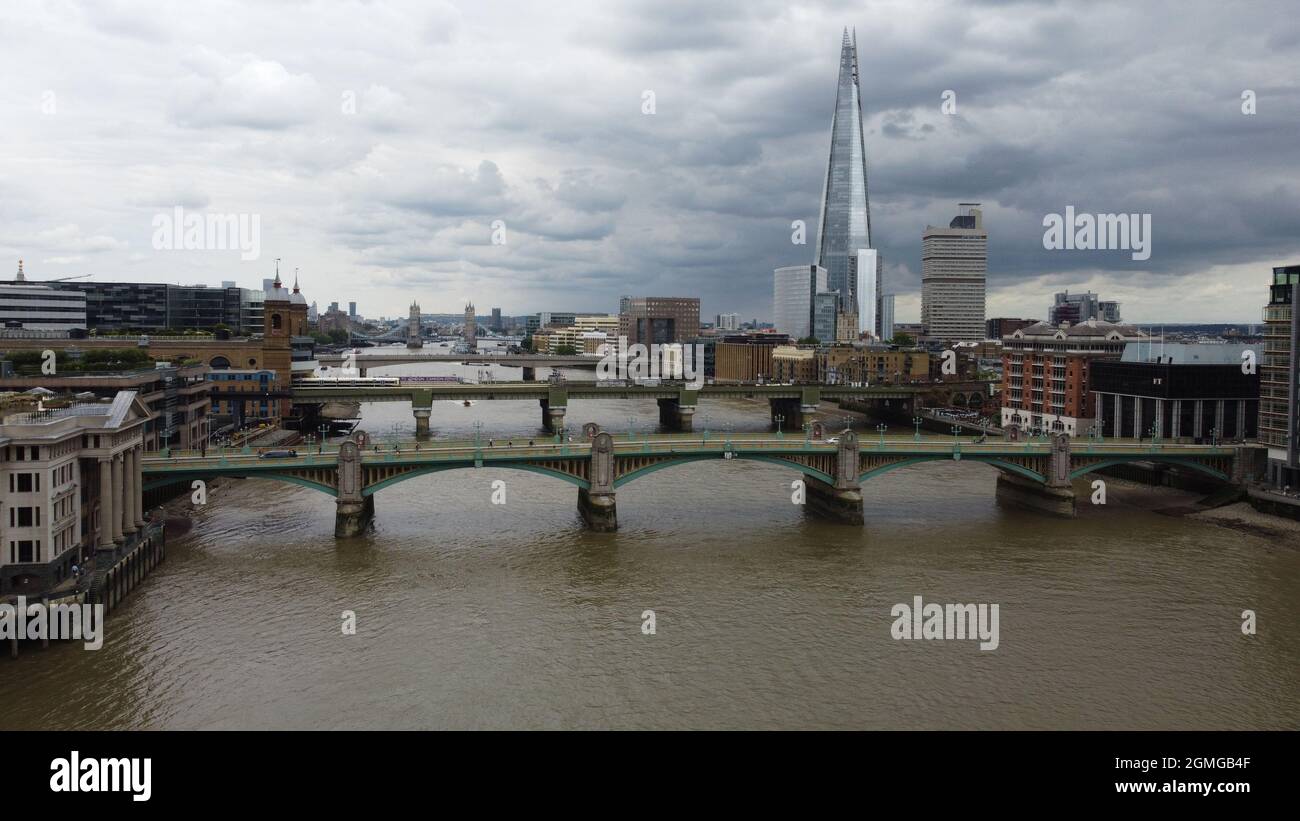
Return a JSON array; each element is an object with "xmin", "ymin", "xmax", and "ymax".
[{"xmin": 143, "ymin": 429, "xmax": 1265, "ymax": 535}]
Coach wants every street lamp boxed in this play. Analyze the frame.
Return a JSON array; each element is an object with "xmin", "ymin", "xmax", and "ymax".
[
  {"xmin": 913, "ymin": 415, "xmax": 923, "ymax": 441},
  {"xmin": 774, "ymin": 413, "xmax": 785, "ymax": 439},
  {"xmin": 627, "ymin": 416, "xmax": 637, "ymax": 442},
  {"xmin": 951, "ymin": 425, "xmax": 961, "ymax": 443}
]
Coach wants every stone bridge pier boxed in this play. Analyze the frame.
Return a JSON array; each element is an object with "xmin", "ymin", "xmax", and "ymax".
[
  {"xmin": 657, "ymin": 398, "xmax": 696, "ymax": 432},
  {"xmin": 522, "ymin": 366, "xmax": 536, "ymax": 381},
  {"xmin": 335, "ymin": 435, "xmax": 375, "ymax": 536},
  {"xmin": 802, "ymin": 430, "xmax": 864, "ymax": 524},
  {"xmin": 769, "ymin": 397, "xmax": 803, "ymax": 431},
  {"xmin": 540, "ymin": 398, "xmax": 567, "ymax": 433},
  {"xmin": 994, "ymin": 432, "xmax": 1076, "ymax": 517},
  {"xmin": 578, "ymin": 431, "xmax": 617, "ymax": 531}
]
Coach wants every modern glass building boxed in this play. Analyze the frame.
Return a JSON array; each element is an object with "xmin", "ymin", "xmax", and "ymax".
[
  {"xmin": 814, "ymin": 28, "xmax": 882, "ymax": 329},
  {"xmin": 773, "ymin": 265, "xmax": 827, "ymax": 340},
  {"xmin": 2, "ymin": 280, "xmax": 265, "ymax": 335}
]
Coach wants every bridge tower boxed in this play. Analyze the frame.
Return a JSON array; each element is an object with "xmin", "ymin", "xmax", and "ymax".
[{"xmin": 407, "ymin": 302, "xmax": 423, "ymax": 349}]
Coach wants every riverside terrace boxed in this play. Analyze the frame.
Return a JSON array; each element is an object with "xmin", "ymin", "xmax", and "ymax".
[
  {"xmin": 288, "ymin": 381, "xmax": 986, "ymax": 437},
  {"xmin": 141, "ymin": 429, "xmax": 1263, "ymax": 536}
]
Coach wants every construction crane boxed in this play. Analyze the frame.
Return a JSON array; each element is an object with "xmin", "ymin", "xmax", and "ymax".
[{"xmin": 46, "ymin": 274, "xmax": 92, "ymax": 282}]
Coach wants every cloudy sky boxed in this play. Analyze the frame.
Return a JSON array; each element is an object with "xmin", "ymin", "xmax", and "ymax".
[{"xmin": 2, "ymin": 0, "xmax": 1297, "ymax": 325}]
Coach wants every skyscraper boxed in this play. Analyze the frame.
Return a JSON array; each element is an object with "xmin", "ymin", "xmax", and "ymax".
[
  {"xmin": 814, "ymin": 28, "xmax": 882, "ymax": 334},
  {"xmin": 921, "ymin": 203, "xmax": 987, "ymax": 342}
]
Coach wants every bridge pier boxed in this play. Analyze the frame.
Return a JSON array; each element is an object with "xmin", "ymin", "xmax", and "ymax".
[
  {"xmin": 995, "ymin": 433, "xmax": 1076, "ymax": 517},
  {"xmin": 657, "ymin": 398, "xmax": 695, "ymax": 432},
  {"xmin": 803, "ymin": 430, "xmax": 863, "ymax": 524},
  {"xmin": 334, "ymin": 435, "xmax": 375, "ymax": 536},
  {"xmin": 994, "ymin": 472, "xmax": 1075, "ymax": 517},
  {"xmin": 769, "ymin": 398, "xmax": 803, "ymax": 431},
  {"xmin": 413, "ymin": 406, "xmax": 431, "ymax": 439},
  {"xmin": 522, "ymin": 366, "xmax": 536, "ymax": 382},
  {"xmin": 540, "ymin": 398, "xmax": 566, "ymax": 433},
  {"xmin": 579, "ymin": 431, "xmax": 617, "ymax": 531}
]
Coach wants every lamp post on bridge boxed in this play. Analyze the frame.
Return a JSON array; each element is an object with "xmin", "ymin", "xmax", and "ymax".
[
  {"xmin": 913, "ymin": 415, "xmax": 923, "ymax": 442},
  {"xmin": 774, "ymin": 413, "xmax": 785, "ymax": 440},
  {"xmin": 1210, "ymin": 426, "xmax": 1219, "ymax": 447},
  {"xmin": 627, "ymin": 416, "xmax": 637, "ymax": 442},
  {"xmin": 951, "ymin": 425, "xmax": 961, "ymax": 444},
  {"xmin": 876, "ymin": 423, "xmax": 888, "ymax": 446}
]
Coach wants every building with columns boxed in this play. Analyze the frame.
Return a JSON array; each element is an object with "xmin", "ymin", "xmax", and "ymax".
[
  {"xmin": 1091, "ymin": 343, "xmax": 1261, "ymax": 442},
  {"xmin": 0, "ymin": 391, "xmax": 149, "ymax": 596}
]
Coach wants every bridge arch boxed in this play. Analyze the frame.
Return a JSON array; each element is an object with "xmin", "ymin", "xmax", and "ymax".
[
  {"xmin": 362, "ymin": 461, "xmax": 589, "ymax": 496},
  {"xmin": 613, "ymin": 453, "xmax": 836, "ymax": 489},
  {"xmin": 1068, "ymin": 455, "xmax": 1230, "ymax": 483},
  {"xmin": 858, "ymin": 454, "xmax": 1047, "ymax": 485},
  {"xmin": 142, "ymin": 471, "xmax": 339, "ymax": 496}
]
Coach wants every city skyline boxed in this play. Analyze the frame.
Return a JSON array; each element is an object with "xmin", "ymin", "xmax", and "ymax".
[{"xmin": 2, "ymin": 1, "xmax": 1297, "ymax": 324}]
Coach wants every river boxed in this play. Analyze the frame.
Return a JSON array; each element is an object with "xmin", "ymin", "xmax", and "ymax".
[{"xmin": 2, "ymin": 348, "xmax": 1297, "ymax": 729}]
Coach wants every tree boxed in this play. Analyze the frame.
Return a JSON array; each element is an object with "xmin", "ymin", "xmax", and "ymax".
[
  {"xmin": 890, "ymin": 332, "xmax": 916, "ymax": 347},
  {"xmin": 554, "ymin": 343, "xmax": 578, "ymax": 355},
  {"xmin": 796, "ymin": 336, "xmax": 820, "ymax": 345}
]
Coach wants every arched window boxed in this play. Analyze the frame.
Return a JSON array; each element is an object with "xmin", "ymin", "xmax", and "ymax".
[
  {"xmin": 272, "ymin": 313, "xmax": 282, "ymax": 331},
  {"xmin": 209, "ymin": 356, "xmax": 231, "ymax": 370}
]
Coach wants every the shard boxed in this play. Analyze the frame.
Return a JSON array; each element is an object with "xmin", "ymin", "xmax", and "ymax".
[{"xmin": 813, "ymin": 28, "xmax": 880, "ymax": 335}]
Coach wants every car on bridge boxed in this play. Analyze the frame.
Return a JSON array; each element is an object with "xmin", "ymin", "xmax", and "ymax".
[{"xmin": 258, "ymin": 449, "xmax": 299, "ymax": 459}]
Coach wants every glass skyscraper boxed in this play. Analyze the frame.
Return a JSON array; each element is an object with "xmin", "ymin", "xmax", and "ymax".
[{"xmin": 814, "ymin": 28, "xmax": 879, "ymax": 328}]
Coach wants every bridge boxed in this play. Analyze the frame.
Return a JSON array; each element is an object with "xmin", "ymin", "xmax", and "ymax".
[
  {"xmin": 316, "ymin": 352, "xmax": 598, "ymax": 376},
  {"xmin": 291, "ymin": 381, "xmax": 925, "ymax": 436},
  {"xmin": 142, "ymin": 428, "xmax": 1265, "ymax": 536}
]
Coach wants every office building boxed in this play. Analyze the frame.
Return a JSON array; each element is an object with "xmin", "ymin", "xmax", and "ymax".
[
  {"xmin": 491, "ymin": 307, "xmax": 502, "ymax": 332},
  {"xmin": 714, "ymin": 333, "xmax": 791, "ymax": 383},
  {"xmin": 715, "ymin": 313, "xmax": 740, "ymax": 331},
  {"xmin": 348, "ymin": 301, "xmax": 357, "ymax": 319},
  {"xmin": 813, "ymin": 292, "xmax": 840, "ymax": 342},
  {"xmin": 852, "ymin": 249, "xmax": 880, "ymax": 338},
  {"xmin": 986, "ymin": 317, "xmax": 1038, "ymax": 340},
  {"xmin": 773, "ymin": 265, "xmax": 827, "ymax": 341},
  {"xmin": 880, "ymin": 295, "xmax": 895, "ymax": 343},
  {"xmin": 1091, "ymin": 343, "xmax": 1260, "ymax": 441},
  {"xmin": 1049, "ymin": 291, "xmax": 1122, "ymax": 325},
  {"xmin": 0, "ymin": 391, "xmax": 150, "ymax": 595},
  {"xmin": 618, "ymin": 297, "xmax": 700, "ymax": 345},
  {"xmin": 921, "ymin": 204, "xmax": 987, "ymax": 342},
  {"xmin": 1000, "ymin": 319, "xmax": 1151, "ymax": 435},
  {"xmin": 1261, "ymin": 264, "xmax": 1299, "ymax": 488},
  {"xmin": 0, "ymin": 262, "xmax": 87, "ymax": 332}
]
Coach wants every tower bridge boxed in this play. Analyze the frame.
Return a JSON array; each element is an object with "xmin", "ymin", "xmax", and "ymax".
[{"xmin": 142, "ymin": 429, "xmax": 1264, "ymax": 536}]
